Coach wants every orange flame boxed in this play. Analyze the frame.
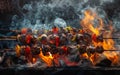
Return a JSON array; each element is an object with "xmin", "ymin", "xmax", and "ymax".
[
  {"xmin": 39, "ymin": 48, "xmax": 54, "ymax": 67},
  {"xmin": 80, "ymin": 9, "xmax": 118, "ymax": 65},
  {"xmin": 80, "ymin": 10, "xmax": 103, "ymax": 36},
  {"xmin": 32, "ymin": 58, "xmax": 37, "ymax": 64},
  {"xmin": 81, "ymin": 53, "xmax": 89, "ymax": 59}
]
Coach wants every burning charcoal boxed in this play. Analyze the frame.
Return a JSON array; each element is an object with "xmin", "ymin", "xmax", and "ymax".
[
  {"xmin": 95, "ymin": 59, "xmax": 112, "ymax": 67},
  {"xmin": 79, "ymin": 45, "xmax": 87, "ymax": 54},
  {"xmin": 96, "ymin": 46, "xmax": 104, "ymax": 53}
]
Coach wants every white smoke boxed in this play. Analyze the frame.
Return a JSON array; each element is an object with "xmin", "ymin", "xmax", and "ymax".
[
  {"xmin": 54, "ymin": 18, "xmax": 67, "ymax": 28},
  {"xmin": 10, "ymin": 0, "xmax": 116, "ymax": 30}
]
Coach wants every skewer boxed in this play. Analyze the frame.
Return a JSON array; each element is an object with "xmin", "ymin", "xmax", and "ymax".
[
  {"xmin": 103, "ymin": 38, "xmax": 120, "ymax": 39},
  {"xmin": 0, "ymin": 36, "xmax": 17, "ymax": 40},
  {"xmin": 0, "ymin": 39, "xmax": 17, "ymax": 40},
  {"xmin": 0, "ymin": 35, "xmax": 120, "ymax": 40},
  {"xmin": 103, "ymin": 50, "xmax": 120, "ymax": 51},
  {"xmin": 0, "ymin": 29, "xmax": 19, "ymax": 32},
  {"xmin": 0, "ymin": 49, "xmax": 15, "ymax": 52},
  {"xmin": 0, "ymin": 48, "xmax": 120, "ymax": 52}
]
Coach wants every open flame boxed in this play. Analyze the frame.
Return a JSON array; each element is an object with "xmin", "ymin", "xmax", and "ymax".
[
  {"xmin": 39, "ymin": 48, "xmax": 54, "ymax": 67},
  {"xmin": 80, "ymin": 9, "xmax": 103, "ymax": 36},
  {"xmin": 80, "ymin": 9, "xmax": 119, "ymax": 65}
]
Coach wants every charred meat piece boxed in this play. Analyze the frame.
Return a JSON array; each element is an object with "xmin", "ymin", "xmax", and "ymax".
[{"xmin": 79, "ymin": 45, "xmax": 87, "ymax": 54}]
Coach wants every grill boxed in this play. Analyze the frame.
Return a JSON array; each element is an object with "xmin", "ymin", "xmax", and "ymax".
[{"xmin": 0, "ymin": 0, "xmax": 120, "ymax": 75}]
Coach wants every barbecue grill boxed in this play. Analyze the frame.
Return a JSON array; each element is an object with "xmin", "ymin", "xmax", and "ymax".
[{"xmin": 0, "ymin": 0, "xmax": 120, "ymax": 75}]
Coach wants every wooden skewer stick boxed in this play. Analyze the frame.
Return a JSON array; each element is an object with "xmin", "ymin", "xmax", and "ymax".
[
  {"xmin": 0, "ymin": 48, "xmax": 120, "ymax": 52},
  {"xmin": 0, "ymin": 29, "xmax": 20, "ymax": 32},
  {"xmin": 0, "ymin": 35, "xmax": 120, "ymax": 40}
]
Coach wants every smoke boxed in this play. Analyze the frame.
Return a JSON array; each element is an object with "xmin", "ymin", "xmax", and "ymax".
[{"xmin": 10, "ymin": 0, "xmax": 120, "ymax": 30}]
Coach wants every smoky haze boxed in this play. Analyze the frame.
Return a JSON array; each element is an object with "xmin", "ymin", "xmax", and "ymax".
[{"xmin": 0, "ymin": 0, "xmax": 120, "ymax": 31}]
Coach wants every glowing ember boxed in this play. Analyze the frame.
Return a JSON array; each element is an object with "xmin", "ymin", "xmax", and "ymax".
[
  {"xmin": 81, "ymin": 53, "xmax": 89, "ymax": 59},
  {"xmin": 32, "ymin": 58, "xmax": 37, "ymax": 64}
]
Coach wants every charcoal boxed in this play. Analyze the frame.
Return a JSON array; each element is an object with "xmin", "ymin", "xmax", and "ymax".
[{"xmin": 95, "ymin": 59, "xmax": 112, "ymax": 67}]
